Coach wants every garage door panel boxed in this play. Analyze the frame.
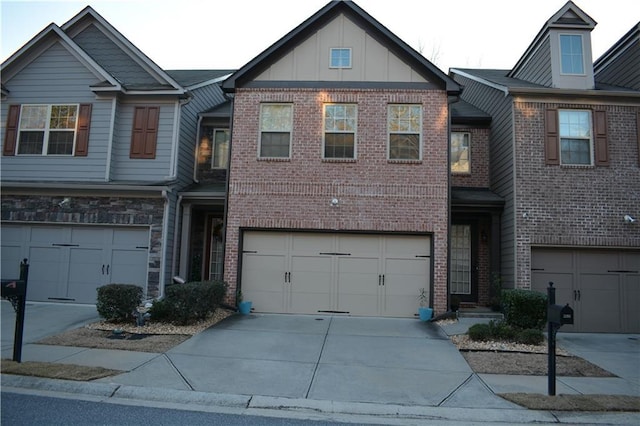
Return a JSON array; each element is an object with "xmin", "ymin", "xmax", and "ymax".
[
  {"xmin": 290, "ymin": 255, "xmax": 332, "ymax": 314},
  {"xmin": 244, "ymin": 232, "xmax": 287, "ymax": 252},
  {"xmin": 579, "ymin": 252, "xmax": 619, "ymax": 273},
  {"xmin": 291, "ymin": 234, "xmax": 333, "ymax": 253},
  {"xmin": 242, "ymin": 253, "xmax": 286, "ymax": 313},
  {"xmin": 580, "ymin": 274, "xmax": 621, "ymax": 332},
  {"xmin": 30, "ymin": 227, "xmax": 67, "ymax": 243},
  {"xmin": 336, "ymin": 257, "xmax": 379, "ymax": 315},
  {"xmin": 67, "ymin": 248, "xmax": 103, "ymax": 303},
  {"xmin": 110, "ymin": 249, "xmax": 148, "ymax": 287},
  {"xmin": 385, "ymin": 237, "xmax": 430, "ymax": 257},
  {"xmin": 28, "ymin": 246, "xmax": 65, "ymax": 301},
  {"xmin": 1, "ymin": 244, "xmax": 25, "ymax": 279},
  {"xmin": 71, "ymin": 228, "xmax": 106, "ymax": 246},
  {"xmin": 624, "ymin": 274, "xmax": 640, "ymax": 333},
  {"xmin": 112, "ymin": 228, "xmax": 149, "ymax": 246},
  {"xmin": 532, "ymin": 250, "xmax": 573, "ymax": 272},
  {"xmin": 337, "ymin": 235, "xmax": 380, "ymax": 255}
]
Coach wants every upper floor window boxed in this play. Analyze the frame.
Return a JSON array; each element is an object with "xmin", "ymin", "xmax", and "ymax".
[
  {"xmin": 259, "ymin": 103, "xmax": 292, "ymax": 158},
  {"xmin": 323, "ymin": 104, "xmax": 356, "ymax": 159},
  {"xmin": 330, "ymin": 48, "xmax": 352, "ymax": 68},
  {"xmin": 388, "ymin": 104, "xmax": 421, "ymax": 160},
  {"xmin": 16, "ymin": 104, "xmax": 78, "ymax": 155},
  {"xmin": 560, "ymin": 34, "xmax": 584, "ymax": 75},
  {"xmin": 211, "ymin": 129, "xmax": 229, "ymax": 169},
  {"xmin": 451, "ymin": 132, "xmax": 470, "ymax": 173},
  {"xmin": 559, "ymin": 109, "xmax": 591, "ymax": 165}
]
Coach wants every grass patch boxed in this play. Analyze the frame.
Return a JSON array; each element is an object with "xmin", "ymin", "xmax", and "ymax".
[
  {"xmin": 1, "ymin": 359, "xmax": 122, "ymax": 381},
  {"xmin": 500, "ymin": 393, "xmax": 640, "ymax": 412}
]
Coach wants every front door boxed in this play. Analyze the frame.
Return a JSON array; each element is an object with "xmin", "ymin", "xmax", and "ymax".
[{"xmin": 450, "ymin": 224, "xmax": 477, "ymax": 303}]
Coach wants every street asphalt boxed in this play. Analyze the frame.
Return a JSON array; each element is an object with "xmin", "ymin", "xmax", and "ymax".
[{"xmin": 1, "ymin": 300, "xmax": 639, "ymax": 424}]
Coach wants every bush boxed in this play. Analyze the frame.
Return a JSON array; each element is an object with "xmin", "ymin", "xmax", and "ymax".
[
  {"xmin": 488, "ymin": 319, "xmax": 517, "ymax": 340},
  {"xmin": 468, "ymin": 323, "xmax": 491, "ymax": 341},
  {"xmin": 515, "ymin": 328, "xmax": 544, "ymax": 345},
  {"xmin": 96, "ymin": 284, "xmax": 143, "ymax": 322},
  {"xmin": 149, "ymin": 280, "xmax": 226, "ymax": 325},
  {"xmin": 502, "ymin": 289, "xmax": 547, "ymax": 330}
]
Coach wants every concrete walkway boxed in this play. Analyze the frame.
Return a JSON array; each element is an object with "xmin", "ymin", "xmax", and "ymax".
[{"xmin": 2, "ymin": 301, "xmax": 639, "ymax": 424}]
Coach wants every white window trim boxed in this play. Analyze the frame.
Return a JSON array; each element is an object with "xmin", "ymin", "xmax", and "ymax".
[
  {"xmin": 211, "ymin": 128, "xmax": 229, "ymax": 169},
  {"xmin": 322, "ymin": 103, "xmax": 358, "ymax": 160},
  {"xmin": 17, "ymin": 104, "xmax": 79, "ymax": 156},
  {"xmin": 451, "ymin": 131, "xmax": 471, "ymax": 174},
  {"xmin": 558, "ymin": 33, "xmax": 586, "ymax": 76},
  {"xmin": 558, "ymin": 109, "xmax": 594, "ymax": 166},
  {"xmin": 387, "ymin": 104, "xmax": 423, "ymax": 161},
  {"xmin": 258, "ymin": 103, "xmax": 293, "ymax": 159},
  {"xmin": 329, "ymin": 47, "xmax": 352, "ymax": 69}
]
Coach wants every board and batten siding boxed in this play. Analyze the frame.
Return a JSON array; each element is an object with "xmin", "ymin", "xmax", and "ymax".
[
  {"xmin": 510, "ymin": 35, "xmax": 553, "ymax": 87},
  {"xmin": 255, "ymin": 13, "xmax": 428, "ymax": 83},
  {"xmin": 452, "ymin": 73, "xmax": 516, "ymax": 287},
  {"xmin": 110, "ymin": 101, "xmax": 177, "ymax": 181},
  {"xmin": 175, "ymin": 84, "xmax": 228, "ymax": 188},
  {"xmin": 0, "ymin": 43, "xmax": 111, "ymax": 181}
]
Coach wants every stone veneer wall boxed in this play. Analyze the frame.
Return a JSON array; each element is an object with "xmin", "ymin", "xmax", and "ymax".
[
  {"xmin": 513, "ymin": 102, "xmax": 640, "ymax": 288},
  {"xmin": 224, "ymin": 88, "xmax": 450, "ymax": 314},
  {"xmin": 1, "ymin": 194, "xmax": 165, "ymax": 297}
]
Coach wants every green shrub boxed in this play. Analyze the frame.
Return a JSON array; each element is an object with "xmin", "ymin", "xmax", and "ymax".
[
  {"xmin": 149, "ymin": 280, "xmax": 226, "ymax": 325},
  {"xmin": 502, "ymin": 289, "xmax": 547, "ymax": 330},
  {"xmin": 468, "ymin": 323, "xmax": 491, "ymax": 341},
  {"xmin": 488, "ymin": 319, "xmax": 517, "ymax": 340},
  {"xmin": 515, "ymin": 328, "xmax": 544, "ymax": 345},
  {"xmin": 96, "ymin": 284, "xmax": 142, "ymax": 322}
]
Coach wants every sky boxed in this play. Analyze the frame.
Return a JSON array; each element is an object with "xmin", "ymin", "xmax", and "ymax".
[{"xmin": 1, "ymin": 0, "xmax": 639, "ymax": 73}]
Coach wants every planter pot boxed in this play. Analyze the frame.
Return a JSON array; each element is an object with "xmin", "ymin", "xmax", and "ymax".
[
  {"xmin": 418, "ymin": 307, "xmax": 433, "ymax": 321},
  {"xmin": 238, "ymin": 301, "xmax": 252, "ymax": 315}
]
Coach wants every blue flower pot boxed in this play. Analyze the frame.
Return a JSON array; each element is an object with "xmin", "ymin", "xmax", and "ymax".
[
  {"xmin": 238, "ymin": 301, "xmax": 252, "ymax": 315},
  {"xmin": 418, "ymin": 307, "xmax": 433, "ymax": 321}
]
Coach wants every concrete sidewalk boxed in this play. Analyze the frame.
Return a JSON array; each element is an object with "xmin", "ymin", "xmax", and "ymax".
[{"xmin": 2, "ymin": 301, "xmax": 639, "ymax": 424}]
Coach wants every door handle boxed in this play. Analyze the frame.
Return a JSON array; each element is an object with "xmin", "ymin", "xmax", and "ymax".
[
  {"xmin": 106, "ymin": 265, "xmax": 109, "ymax": 275},
  {"xmin": 577, "ymin": 290, "xmax": 580, "ymax": 301},
  {"xmin": 382, "ymin": 275, "xmax": 385, "ymax": 286}
]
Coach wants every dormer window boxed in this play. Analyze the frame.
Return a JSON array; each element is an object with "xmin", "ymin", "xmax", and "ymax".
[
  {"xmin": 560, "ymin": 34, "xmax": 584, "ymax": 74},
  {"xmin": 330, "ymin": 48, "xmax": 351, "ymax": 68}
]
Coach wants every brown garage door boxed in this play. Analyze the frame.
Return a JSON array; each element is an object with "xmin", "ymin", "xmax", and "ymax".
[{"xmin": 532, "ymin": 249, "xmax": 640, "ymax": 333}]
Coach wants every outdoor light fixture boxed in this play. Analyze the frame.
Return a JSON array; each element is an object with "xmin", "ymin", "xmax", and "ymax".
[
  {"xmin": 58, "ymin": 197, "xmax": 71, "ymax": 207},
  {"xmin": 331, "ymin": 198, "xmax": 339, "ymax": 206},
  {"xmin": 624, "ymin": 215, "xmax": 637, "ymax": 223}
]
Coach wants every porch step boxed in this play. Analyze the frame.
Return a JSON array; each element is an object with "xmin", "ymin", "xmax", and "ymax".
[{"xmin": 457, "ymin": 306, "xmax": 504, "ymax": 320}]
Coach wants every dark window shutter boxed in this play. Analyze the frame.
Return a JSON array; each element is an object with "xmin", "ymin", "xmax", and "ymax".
[
  {"xmin": 593, "ymin": 110, "xmax": 609, "ymax": 166},
  {"xmin": 74, "ymin": 103, "xmax": 92, "ymax": 157},
  {"xmin": 130, "ymin": 106, "xmax": 159, "ymax": 159},
  {"xmin": 544, "ymin": 108, "xmax": 559, "ymax": 165},
  {"xmin": 3, "ymin": 105, "xmax": 21, "ymax": 156}
]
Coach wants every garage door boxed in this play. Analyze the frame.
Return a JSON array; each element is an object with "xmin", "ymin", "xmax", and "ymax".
[
  {"xmin": 532, "ymin": 249, "xmax": 640, "ymax": 333},
  {"xmin": 240, "ymin": 232, "xmax": 431, "ymax": 317},
  {"xmin": 1, "ymin": 224, "xmax": 150, "ymax": 304}
]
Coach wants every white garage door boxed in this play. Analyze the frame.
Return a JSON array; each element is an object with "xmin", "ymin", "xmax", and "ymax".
[
  {"xmin": 1, "ymin": 224, "xmax": 150, "ymax": 304},
  {"xmin": 532, "ymin": 249, "xmax": 640, "ymax": 333},
  {"xmin": 240, "ymin": 232, "xmax": 431, "ymax": 317}
]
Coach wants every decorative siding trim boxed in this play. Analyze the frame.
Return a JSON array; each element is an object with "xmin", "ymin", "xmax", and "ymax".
[
  {"xmin": 74, "ymin": 103, "xmax": 92, "ymax": 157},
  {"xmin": 593, "ymin": 110, "xmax": 609, "ymax": 166},
  {"xmin": 3, "ymin": 105, "xmax": 20, "ymax": 156},
  {"xmin": 130, "ymin": 106, "xmax": 159, "ymax": 159},
  {"xmin": 544, "ymin": 108, "xmax": 559, "ymax": 165}
]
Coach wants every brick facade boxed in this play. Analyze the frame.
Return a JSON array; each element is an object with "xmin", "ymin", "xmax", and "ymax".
[
  {"xmin": 513, "ymin": 102, "xmax": 640, "ymax": 288},
  {"xmin": 1, "ymin": 194, "xmax": 165, "ymax": 297},
  {"xmin": 224, "ymin": 88, "xmax": 451, "ymax": 314}
]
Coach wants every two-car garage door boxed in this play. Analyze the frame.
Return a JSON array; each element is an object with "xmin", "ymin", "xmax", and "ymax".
[
  {"xmin": 532, "ymin": 249, "xmax": 640, "ymax": 333},
  {"xmin": 240, "ymin": 231, "xmax": 431, "ymax": 317},
  {"xmin": 1, "ymin": 224, "xmax": 150, "ymax": 304}
]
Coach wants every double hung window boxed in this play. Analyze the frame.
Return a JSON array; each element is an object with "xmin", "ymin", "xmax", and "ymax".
[
  {"xmin": 451, "ymin": 132, "xmax": 470, "ymax": 173},
  {"xmin": 559, "ymin": 110, "xmax": 592, "ymax": 165},
  {"xmin": 388, "ymin": 104, "xmax": 421, "ymax": 160},
  {"xmin": 560, "ymin": 34, "xmax": 584, "ymax": 75},
  {"xmin": 259, "ymin": 104, "xmax": 292, "ymax": 158},
  {"xmin": 17, "ymin": 104, "xmax": 78, "ymax": 155},
  {"xmin": 323, "ymin": 104, "xmax": 357, "ymax": 159}
]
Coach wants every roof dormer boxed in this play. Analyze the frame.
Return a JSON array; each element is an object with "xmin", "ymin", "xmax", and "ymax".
[{"xmin": 508, "ymin": 1, "xmax": 597, "ymax": 90}]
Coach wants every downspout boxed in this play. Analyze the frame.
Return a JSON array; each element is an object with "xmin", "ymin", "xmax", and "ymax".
[
  {"xmin": 159, "ymin": 189, "xmax": 171, "ymax": 299},
  {"xmin": 193, "ymin": 115, "xmax": 203, "ymax": 183},
  {"xmin": 105, "ymin": 97, "xmax": 117, "ymax": 181},
  {"xmin": 221, "ymin": 95, "xmax": 234, "ymax": 300},
  {"xmin": 171, "ymin": 194, "xmax": 184, "ymax": 290}
]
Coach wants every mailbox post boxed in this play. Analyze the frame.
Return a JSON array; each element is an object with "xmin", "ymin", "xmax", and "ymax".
[
  {"xmin": 547, "ymin": 281, "xmax": 574, "ymax": 396},
  {"xmin": 1, "ymin": 259, "xmax": 29, "ymax": 362}
]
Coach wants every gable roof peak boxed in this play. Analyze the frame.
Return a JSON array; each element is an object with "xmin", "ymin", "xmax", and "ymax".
[{"xmin": 546, "ymin": 1, "xmax": 597, "ymax": 29}]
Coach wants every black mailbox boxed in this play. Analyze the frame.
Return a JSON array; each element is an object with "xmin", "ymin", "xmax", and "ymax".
[
  {"xmin": 1, "ymin": 279, "xmax": 26, "ymax": 298},
  {"xmin": 548, "ymin": 303, "xmax": 574, "ymax": 325}
]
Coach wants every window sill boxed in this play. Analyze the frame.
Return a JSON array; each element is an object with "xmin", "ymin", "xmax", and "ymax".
[
  {"xmin": 559, "ymin": 164, "xmax": 595, "ymax": 169},
  {"xmin": 257, "ymin": 157, "xmax": 290, "ymax": 162},
  {"xmin": 387, "ymin": 159, "xmax": 422, "ymax": 164},
  {"xmin": 322, "ymin": 158, "xmax": 357, "ymax": 163}
]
